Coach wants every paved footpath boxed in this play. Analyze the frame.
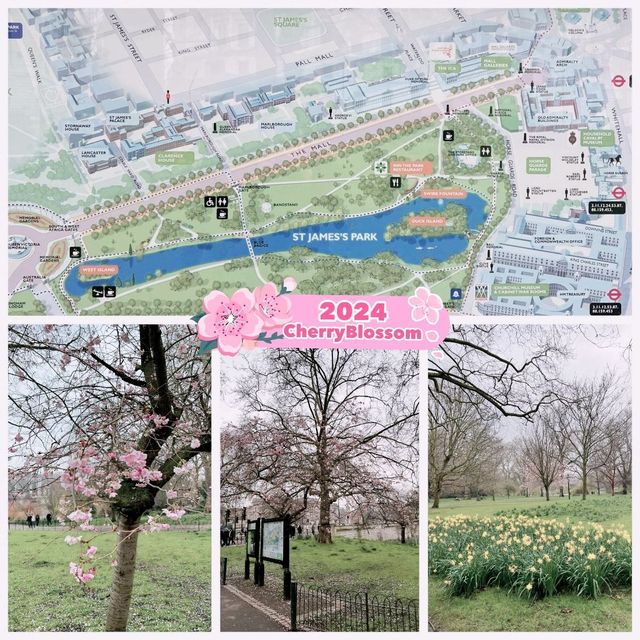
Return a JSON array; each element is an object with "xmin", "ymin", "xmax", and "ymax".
[{"xmin": 221, "ymin": 585, "xmax": 288, "ymax": 632}]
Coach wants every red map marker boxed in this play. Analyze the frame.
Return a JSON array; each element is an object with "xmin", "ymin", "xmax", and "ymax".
[
  {"xmin": 612, "ymin": 186, "xmax": 626, "ymax": 200},
  {"xmin": 607, "ymin": 288, "xmax": 622, "ymax": 302}
]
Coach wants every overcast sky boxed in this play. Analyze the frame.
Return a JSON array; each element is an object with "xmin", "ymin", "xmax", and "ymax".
[
  {"xmin": 220, "ymin": 326, "xmax": 630, "ymax": 437},
  {"xmin": 482, "ymin": 324, "xmax": 631, "ymax": 441}
]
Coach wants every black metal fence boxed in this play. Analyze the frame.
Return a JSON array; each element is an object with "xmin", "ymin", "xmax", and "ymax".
[
  {"xmin": 220, "ymin": 557, "xmax": 228, "ymax": 585},
  {"xmin": 290, "ymin": 582, "xmax": 419, "ymax": 632}
]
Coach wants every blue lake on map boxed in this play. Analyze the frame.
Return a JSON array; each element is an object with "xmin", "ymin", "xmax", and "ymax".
[{"xmin": 64, "ymin": 193, "xmax": 488, "ymax": 297}]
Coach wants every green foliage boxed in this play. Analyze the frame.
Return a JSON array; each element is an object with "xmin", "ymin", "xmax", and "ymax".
[
  {"xmin": 299, "ymin": 82, "xmax": 324, "ymax": 96},
  {"xmin": 429, "ymin": 514, "xmax": 631, "ymax": 600},
  {"xmin": 358, "ymin": 57, "xmax": 406, "ymax": 83}
]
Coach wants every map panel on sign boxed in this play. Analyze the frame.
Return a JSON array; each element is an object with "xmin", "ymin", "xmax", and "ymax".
[{"xmin": 7, "ymin": 7, "xmax": 631, "ymax": 316}]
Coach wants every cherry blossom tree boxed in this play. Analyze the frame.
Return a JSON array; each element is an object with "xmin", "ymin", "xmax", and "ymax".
[
  {"xmin": 222, "ymin": 349, "xmax": 418, "ymax": 544},
  {"xmin": 8, "ymin": 324, "xmax": 211, "ymax": 631}
]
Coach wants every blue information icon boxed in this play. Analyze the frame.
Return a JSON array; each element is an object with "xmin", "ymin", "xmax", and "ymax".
[
  {"xmin": 450, "ymin": 288, "xmax": 462, "ymax": 300},
  {"xmin": 8, "ymin": 22, "xmax": 23, "ymax": 39}
]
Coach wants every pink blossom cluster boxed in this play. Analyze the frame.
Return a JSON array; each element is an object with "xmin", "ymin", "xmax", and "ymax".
[
  {"xmin": 120, "ymin": 449, "xmax": 163, "ymax": 487},
  {"xmin": 69, "ymin": 562, "xmax": 96, "ymax": 584},
  {"xmin": 144, "ymin": 414, "xmax": 171, "ymax": 429},
  {"xmin": 173, "ymin": 460, "xmax": 194, "ymax": 476},
  {"xmin": 197, "ymin": 279, "xmax": 297, "ymax": 356},
  {"xmin": 162, "ymin": 507, "xmax": 186, "ymax": 521},
  {"xmin": 142, "ymin": 516, "xmax": 171, "ymax": 534},
  {"xmin": 60, "ymin": 449, "xmax": 101, "ymax": 498},
  {"xmin": 67, "ymin": 509, "xmax": 92, "ymax": 524}
]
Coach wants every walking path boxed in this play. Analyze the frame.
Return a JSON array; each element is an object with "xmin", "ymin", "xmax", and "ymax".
[{"xmin": 221, "ymin": 585, "xmax": 289, "ymax": 632}]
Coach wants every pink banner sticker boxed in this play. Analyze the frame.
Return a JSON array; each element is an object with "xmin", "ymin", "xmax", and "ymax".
[{"xmin": 194, "ymin": 279, "xmax": 450, "ymax": 356}]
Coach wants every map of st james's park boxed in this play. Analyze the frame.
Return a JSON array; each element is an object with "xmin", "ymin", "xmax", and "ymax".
[{"xmin": 8, "ymin": 7, "xmax": 631, "ymax": 316}]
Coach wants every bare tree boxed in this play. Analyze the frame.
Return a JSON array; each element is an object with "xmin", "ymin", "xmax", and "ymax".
[
  {"xmin": 224, "ymin": 349, "xmax": 418, "ymax": 543},
  {"xmin": 518, "ymin": 410, "xmax": 564, "ymax": 501},
  {"xmin": 616, "ymin": 409, "xmax": 632, "ymax": 495},
  {"xmin": 428, "ymin": 384, "xmax": 500, "ymax": 508},
  {"xmin": 597, "ymin": 409, "xmax": 632, "ymax": 496},
  {"xmin": 554, "ymin": 370, "xmax": 626, "ymax": 500},
  {"xmin": 498, "ymin": 442, "xmax": 522, "ymax": 498},
  {"xmin": 368, "ymin": 487, "xmax": 419, "ymax": 543},
  {"xmin": 429, "ymin": 325, "xmax": 567, "ymax": 419}
]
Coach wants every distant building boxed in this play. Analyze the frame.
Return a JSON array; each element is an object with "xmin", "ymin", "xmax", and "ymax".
[
  {"xmin": 243, "ymin": 86, "xmax": 295, "ymax": 112},
  {"xmin": 102, "ymin": 96, "xmax": 130, "ymax": 114},
  {"xmin": 198, "ymin": 104, "xmax": 217, "ymax": 121},
  {"xmin": 121, "ymin": 134, "xmax": 187, "ymax": 161},
  {"xmin": 336, "ymin": 71, "xmax": 428, "ymax": 113},
  {"xmin": 508, "ymin": 8, "xmax": 549, "ymax": 31},
  {"xmin": 476, "ymin": 210, "xmax": 627, "ymax": 315},
  {"xmin": 91, "ymin": 78, "xmax": 124, "ymax": 103},
  {"xmin": 81, "ymin": 140, "xmax": 117, "ymax": 174},
  {"xmin": 220, "ymin": 102, "xmax": 254, "ymax": 127},
  {"xmin": 306, "ymin": 100, "xmax": 324, "ymax": 122},
  {"xmin": 67, "ymin": 92, "xmax": 96, "ymax": 119}
]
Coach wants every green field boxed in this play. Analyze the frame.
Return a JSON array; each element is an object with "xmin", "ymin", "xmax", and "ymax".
[
  {"xmin": 223, "ymin": 536, "xmax": 418, "ymax": 600},
  {"xmin": 497, "ymin": 94, "xmax": 522, "ymax": 132},
  {"xmin": 428, "ymin": 495, "xmax": 632, "ymax": 632},
  {"xmin": 9, "ymin": 529, "xmax": 211, "ymax": 632},
  {"xmin": 429, "ymin": 575, "xmax": 631, "ymax": 632},
  {"xmin": 430, "ymin": 495, "xmax": 632, "ymax": 530},
  {"xmin": 8, "ymin": 288, "xmax": 46, "ymax": 315},
  {"xmin": 359, "ymin": 57, "xmax": 406, "ymax": 83}
]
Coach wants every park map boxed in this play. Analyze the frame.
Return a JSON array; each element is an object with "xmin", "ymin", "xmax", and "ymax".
[{"xmin": 8, "ymin": 7, "xmax": 632, "ymax": 316}]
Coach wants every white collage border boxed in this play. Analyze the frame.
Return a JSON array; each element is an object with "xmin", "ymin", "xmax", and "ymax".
[{"xmin": 1, "ymin": 1, "xmax": 637, "ymax": 639}]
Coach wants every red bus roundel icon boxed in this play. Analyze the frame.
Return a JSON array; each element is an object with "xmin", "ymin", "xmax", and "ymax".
[{"xmin": 612, "ymin": 75, "xmax": 626, "ymax": 87}]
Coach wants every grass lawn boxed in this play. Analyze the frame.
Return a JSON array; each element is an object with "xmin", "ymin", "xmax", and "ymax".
[
  {"xmin": 497, "ymin": 94, "xmax": 522, "ymax": 132},
  {"xmin": 223, "ymin": 536, "xmax": 418, "ymax": 600},
  {"xmin": 429, "ymin": 576, "xmax": 631, "ymax": 632},
  {"xmin": 8, "ymin": 288, "xmax": 46, "ymax": 315},
  {"xmin": 428, "ymin": 495, "xmax": 632, "ymax": 632},
  {"xmin": 430, "ymin": 494, "xmax": 632, "ymax": 530},
  {"xmin": 9, "ymin": 529, "xmax": 211, "ymax": 632},
  {"xmin": 83, "ymin": 214, "xmax": 161, "ymax": 258}
]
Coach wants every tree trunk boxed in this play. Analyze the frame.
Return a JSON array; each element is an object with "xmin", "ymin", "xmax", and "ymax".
[
  {"xmin": 544, "ymin": 485, "xmax": 550, "ymax": 501},
  {"xmin": 318, "ymin": 483, "xmax": 332, "ymax": 543},
  {"xmin": 400, "ymin": 525, "xmax": 406, "ymax": 544},
  {"xmin": 317, "ymin": 424, "xmax": 332, "ymax": 544},
  {"xmin": 581, "ymin": 465, "xmax": 587, "ymax": 500},
  {"xmin": 431, "ymin": 476, "xmax": 442, "ymax": 508},
  {"xmin": 204, "ymin": 452, "xmax": 212, "ymax": 513},
  {"xmin": 105, "ymin": 515, "xmax": 141, "ymax": 631}
]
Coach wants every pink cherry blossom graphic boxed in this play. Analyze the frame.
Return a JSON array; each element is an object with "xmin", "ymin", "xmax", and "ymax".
[
  {"xmin": 197, "ymin": 289, "xmax": 264, "ymax": 356},
  {"xmin": 282, "ymin": 276, "xmax": 297, "ymax": 292},
  {"xmin": 253, "ymin": 282, "xmax": 292, "ymax": 329},
  {"xmin": 408, "ymin": 286, "xmax": 443, "ymax": 325}
]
